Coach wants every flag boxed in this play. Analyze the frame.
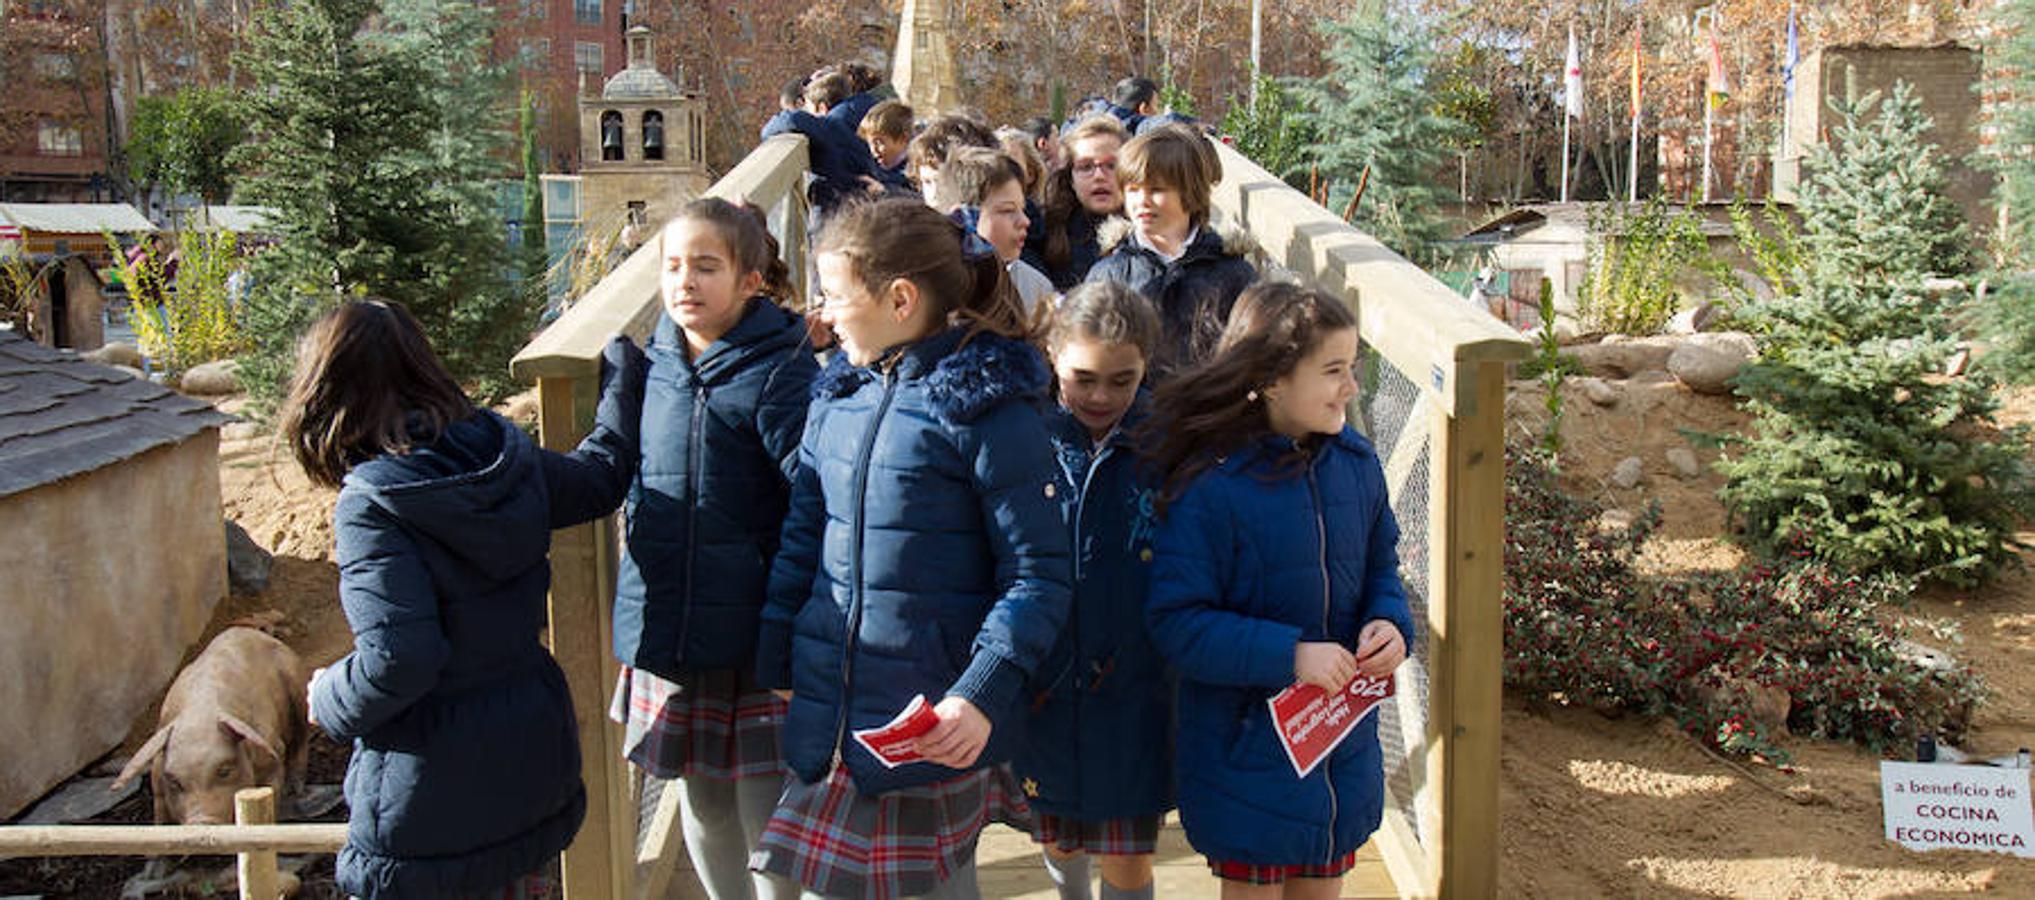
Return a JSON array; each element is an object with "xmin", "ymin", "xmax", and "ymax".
[
  {"xmin": 1706, "ymin": 10, "xmax": 1731, "ymax": 109},
  {"xmin": 1783, "ymin": 3, "xmax": 1800, "ymax": 104},
  {"xmin": 1564, "ymin": 27, "xmax": 1584, "ymax": 119},
  {"xmin": 1630, "ymin": 23, "xmax": 1643, "ymax": 120}
]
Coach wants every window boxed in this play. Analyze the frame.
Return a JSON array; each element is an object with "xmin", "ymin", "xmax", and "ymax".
[
  {"xmin": 573, "ymin": 0, "xmax": 599, "ymax": 25},
  {"xmin": 33, "ymin": 53, "xmax": 74, "ymax": 80},
  {"xmin": 36, "ymin": 121, "xmax": 82, "ymax": 157},
  {"xmin": 521, "ymin": 0, "xmax": 545, "ymax": 19},
  {"xmin": 574, "ymin": 41, "xmax": 603, "ymax": 76},
  {"xmin": 520, "ymin": 37, "xmax": 549, "ymax": 70}
]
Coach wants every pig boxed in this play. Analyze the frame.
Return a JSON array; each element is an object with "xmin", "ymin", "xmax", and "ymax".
[{"xmin": 111, "ymin": 626, "xmax": 310, "ymax": 825}]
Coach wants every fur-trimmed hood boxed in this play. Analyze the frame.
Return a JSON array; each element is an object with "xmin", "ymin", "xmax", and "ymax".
[
  {"xmin": 1095, "ymin": 209, "xmax": 1258, "ymax": 261},
  {"xmin": 814, "ymin": 328, "xmax": 1051, "ymax": 423}
]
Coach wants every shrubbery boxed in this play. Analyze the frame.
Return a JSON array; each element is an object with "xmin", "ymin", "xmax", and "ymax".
[{"xmin": 1505, "ymin": 446, "xmax": 1986, "ymax": 764}]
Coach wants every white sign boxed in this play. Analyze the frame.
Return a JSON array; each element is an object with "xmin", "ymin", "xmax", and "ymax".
[{"xmin": 1881, "ymin": 761, "xmax": 2035, "ymax": 858}]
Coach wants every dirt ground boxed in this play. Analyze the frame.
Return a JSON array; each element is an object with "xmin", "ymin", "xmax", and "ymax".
[{"xmin": 1498, "ymin": 377, "xmax": 2035, "ymax": 898}]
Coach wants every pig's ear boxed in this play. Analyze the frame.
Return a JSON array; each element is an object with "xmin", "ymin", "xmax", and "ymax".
[
  {"xmin": 111, "ymin": 725, "xmax": 172, "ymax": 791},
  {"xmin": 218, "ymin": 714, "xmax": 281, "ymax": 769}
]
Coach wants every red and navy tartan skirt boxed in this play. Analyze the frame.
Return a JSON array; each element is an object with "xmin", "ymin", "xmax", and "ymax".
[
  {"xmin": 608, "ymin": 666, "xmax": 788, "ymax": 781},
  {"xmin": 1029, "ymin": 812, "xmax": 1161, "ymax": 856},
  {"xmin": 449, "ymin": 871, "xmax": 554, "ymax": 899},
  {"xmin": 1208, "ymin": 851, "xmax": 1359, "ymax": 885},
  {"xmin": 750, "ymin": 763, "xmax": 1034, "ymax": 899}
]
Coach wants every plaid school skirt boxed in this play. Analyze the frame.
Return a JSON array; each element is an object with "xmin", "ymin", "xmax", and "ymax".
[
  {"xmin": 1208, "ymin": 851, "xmax": 1359, "ymax": 885},
  {"xmin": 1030, "ymin": 813, "xmax": 1161, "ymax": 856},
  {"xmin": 447, "ymin": 872, "xmax": 554, "ymax": 899},
  {"xmin": 609, "ymin": 666, "xmax": 788, "ymax": 781},
  {"xmin": 751, "ymin": 764, "xmax": 1034, "ymax": 899}
]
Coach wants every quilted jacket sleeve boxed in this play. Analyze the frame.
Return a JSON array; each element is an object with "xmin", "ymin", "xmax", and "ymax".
[
  {"xmin": 756, "ymin": 344, "xmax": 820, "ymax": 484},
  {"xmin": 943, "ymin": 399, "xmax": 1074, "ymax": 725},
  {"xmin": 1146, "ymin": 475, "xmax": 1303, "ymax": 689},
  {"xmin": 311, "ymin": 490, "xmax": 453, "ymax": 740},
  {"xmin": 541, "ymin": 335, "xmax": 646, "ymax": 528},
  {"xmin": 756, "ymin": 406, "xmax": 825, "ymax": 691}
]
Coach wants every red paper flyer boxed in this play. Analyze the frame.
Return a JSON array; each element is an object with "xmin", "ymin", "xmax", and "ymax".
[
  {"xmin": 851, "ymin": 694, "xmax": 942, "ymax": 768},
  {"xmin": 1267, "ymin": 673, "xmax": 1395, "ymax": 778}
]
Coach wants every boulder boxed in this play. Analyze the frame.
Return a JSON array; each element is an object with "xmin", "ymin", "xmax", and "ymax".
[
  {"xmin": 1666, "ymin": 302, "xmax": 1722, "ymax": 335},
  {"xmin": 180, "ymin": 359, "xmax": 242, "ymax": 395},
  {"xmin": 1579, "ymin": 377, "xmax": 1619, "ymax": 407},
  {"xmin": 1666, "ymin": 447, "xmax": 1702, "ymax": 479},
  {"xmin": 82, "ymin": 341, "xmax": 143, "ymax": 369},
  {"xmin": 221, "ymin": 421, "xmax": 261, "ymax": 442},
  {"xmin": 225, "ymin": 519, "xmax": 273, "ymax": 597},
  {"xmin": 1565, "ymin": 335, "xmax": 1678, "ymax": 379},
  {"xmin": 1669, "ymin": 343, "xmax": 1749, "ymax": 396},
  {"xmin": 1611, "ymin": 456, "xmax": 1645, "ymax": 489}
]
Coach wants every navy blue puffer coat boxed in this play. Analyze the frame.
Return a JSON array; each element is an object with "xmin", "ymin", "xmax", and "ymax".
[
  {"xmin": 613, "ymin": 299, "xmax": 817, "ymax": 677},
  {"xmin": 310, "ymin": 341, "xmax": 641, "ymax": 898},
  {"xmin": 756, "ymin": 328, "xmax": 1073, "ymax": 795},
  {"xmin": 1084, "ymin": 220, "xmax": 1257, "ymax": 378},
  {"xmin": 1145, "ymin": 427, "xmax": 1416, "ymax": 867},
  {"xmin": 1014, "ymin": 402, "xmax": 1175, "ymax": 822}
]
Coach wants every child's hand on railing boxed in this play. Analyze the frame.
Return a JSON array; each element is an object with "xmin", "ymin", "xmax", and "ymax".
[{"xmin": 1295, "ymin": 642, "xmax": 1357, "ymax": 693}]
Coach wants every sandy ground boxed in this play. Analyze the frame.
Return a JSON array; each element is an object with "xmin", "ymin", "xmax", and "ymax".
[{"xmin": 1498, "ymin": 377, "xmax": 2035, "ymax": 898}]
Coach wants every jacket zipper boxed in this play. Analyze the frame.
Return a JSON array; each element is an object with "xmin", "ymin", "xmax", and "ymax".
[
  {"xmin": 1308, "ymin": 458, "xmax": 1338, "ymax": 860},
  {"xmin": 677, "ymin": 382, "xmax": 707, "ymax": 661},
  {"xmin": 832, "ymin": 369, "xmax": 901, "ymax": 769}
]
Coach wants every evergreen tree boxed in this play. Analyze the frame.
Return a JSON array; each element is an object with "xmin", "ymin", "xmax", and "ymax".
[
  {"xmin": 520, "ymin": 87, "xmax": 547, "ymax": 285},
  {"xmin": 1981, "ymin": 0, "xmax": 2035, "ymax": 384},
  {"xmin": 1716, "ymin": 84, "xmax": 2030, "ymax": 587},
  {"xmin": 1220, "ymin": 73, "xmax": 1314, "ymax": 185},
  {"xmin": 1290, "ymin": 1, "xmax": 1467, "ymax": 264},
  {"xmin": 231, "ymin": 0, "xmax": 525, "ymax": 407}
]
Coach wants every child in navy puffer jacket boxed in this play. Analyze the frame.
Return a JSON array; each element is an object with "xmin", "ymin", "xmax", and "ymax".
[
  {"xmin": 606, "ymin": 198, "xmax": 817, "ymax": 900},
  {"xmin": 284, "ymin": 299, "xmax": 642, "ymax": 899},
  {"xmin": 753, "ymin": 198, "xmax": 1072, "ymax": 900},
  {"xmin": 1144, "ymin": 283, "xmax": 1415, "ymax": 898},
  {"xmin": 1016, "ymin": 282, "xmax": 1173, "ymax": 900}
]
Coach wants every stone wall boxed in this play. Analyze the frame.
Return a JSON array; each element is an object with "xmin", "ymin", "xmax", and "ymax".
[{"xmin": 0, "ymin": 432, "xmax": 224, "ymax": 819}]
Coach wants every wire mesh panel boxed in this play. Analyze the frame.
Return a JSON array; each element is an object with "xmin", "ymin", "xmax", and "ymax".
[{"xmin": 1362, "ymin": 345, "xmax": 1437, "ymax": 850}]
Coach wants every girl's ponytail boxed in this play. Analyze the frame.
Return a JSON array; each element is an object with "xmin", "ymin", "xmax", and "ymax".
[{"xmin": 817, "ymin": 198, "xmax": 1037, "ymax": 345}]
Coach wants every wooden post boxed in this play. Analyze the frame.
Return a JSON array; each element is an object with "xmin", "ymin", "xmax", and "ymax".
[
  {"xmin": 1426, "ymin": 360, "xmax": 1507, "ymax": 899},
  {"xmin": 234, "ymin": 788, "xmax": 278, "ymax": 900},
  {"xmin": 633, "ymin": 777, "xmax": 688, "ymax": 899},
  {"xmin": 536, "ymin": 374, "xmax": 634, "ymax": 900}
]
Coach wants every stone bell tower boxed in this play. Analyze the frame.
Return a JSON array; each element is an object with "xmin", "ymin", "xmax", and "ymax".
[{"xmin": 578, "ymin": 25, "xmax": 710, "ymax": 237}]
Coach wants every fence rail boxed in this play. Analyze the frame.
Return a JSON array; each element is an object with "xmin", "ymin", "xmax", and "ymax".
[{"xmin": 0, "ymin": 787, "xmax": 336, "ymax": 900}]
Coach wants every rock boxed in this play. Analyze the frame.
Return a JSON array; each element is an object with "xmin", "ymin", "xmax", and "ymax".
[
  {"xmin": 1579, "ymin": 377, "xmax": 1619, "ymax": 407},
  {"xmin": 1669, "ymin": 344, "xmax": 1748, "ymax": 395},
  {"xmin": 111, "ymin": 364, "xmax": 145, "ymax": 380},
  {"xmin": 1598, "ymin": 508, "xmax": 1637, "ymax": 532},
  {"xmin": 1922, "ymin": 276, "xmax": 1967, "ymax": 299},
  {"xmin": 1666, "ymin": 447, "xmax": 1702, "ymax": 479},
  {"xmin": 1565, "ymin": 335, "xmax": 1678, "ymax": 379},
  {"xmin": 225, "ymin": 519, "xmax": 273, "ymax": 596},
  {"xmin": 1694, "ymin": 677, "xmax": 1794, "ymax": 736},
  {"xmin": 1611, "ymin": 456, "xmax": 1645, "ymax": 489},
  {"xmin": 179, "ymin": 358, "xmax": 242, "ymax": 395},
  {"xmin": 1666, "ymin": 302, "xmax": 1721, "ymax": 335},
  {"xmin": 221, "ymin": 421, "xmax": 261, "ymax": 442},
  {"xmin": 1686, "ymin": 330, "xmax": 1757, "ymax": 358},
  {"xmin": 82, "ymin": 341, "xmax": 143, "ymax": 368}
]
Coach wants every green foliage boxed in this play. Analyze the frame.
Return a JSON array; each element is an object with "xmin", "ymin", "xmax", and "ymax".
[
  {"xmin": 1291, "ymin": 1, "xmax": 1469, "ymax": 265},
  {"xmin": 1979, "ymin": 0, "xmax": 2035, "ymax": 384},
  {"xmin": 0, "ymin": 250, "xmax": 42, "ymax": 335},
  {"xmin": 232, "ymin": 0, "xmax": 530, "ymax": 410},
  {"xmin": 1577, "ymin": 195, "xmax": 1712, "ymax": 335},
  {"xmin": 1535, "ymin": 279, "xmax": 1565, "ymax": 458},
  {"xmin": 1725, "ymin": 197, "xmax": 1802, "ymax": 303},
  {"xmin": 1505, "ymin": 445, "xmax": 1986, "ymax": 765},
  {"xmin": 1156, "ymin": 69, "xmax": 1197, "ymax": 118},
  {"xmin": 126, "ymin": 87, "xmax": 246, "ymax": 204},
  {"xmin": 110, "ymin": 231, "xmax": 246, "ymax": 372},
  {"xmin": 1715, "ymin": 84, "xmax": 2031, "ymax": 587},
  {"xmin": 520, "ymin": 88, "xmax": 546, "ymax": 284},
  {"xmin": 1220, "ymin": 73, "xmax": 1314, "ymax": 183}
]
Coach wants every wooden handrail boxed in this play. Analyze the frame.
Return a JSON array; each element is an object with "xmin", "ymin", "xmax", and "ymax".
[
  {"xmin": 1207, "ymin": 141, "xmax": 1529, "ymax": 415},
  {"xmin": 511, "ymin": 134, "xmax": 813, "ymax": 382},
  {"xmin": 0, "ymin": 822, "xmax": 346, "ymax": 856}
]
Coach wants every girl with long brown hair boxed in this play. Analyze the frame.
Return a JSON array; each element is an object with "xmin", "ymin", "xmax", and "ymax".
[
  {"xmin": 751, "ymin": 198, "xmax": 1071, "ymax": 899},
  {"xmin": 282, "ymin": 298, "xmax": 641, "ymax": 899},
  {"xmin": 1024, "ymin": 116, "xmax": 1130, "ymax": 290},
  {"xmin": 1143, "ymin": 283, "xmax": 1414, "ymax": 900}
]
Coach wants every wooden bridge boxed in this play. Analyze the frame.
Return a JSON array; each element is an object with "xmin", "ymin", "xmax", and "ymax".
[{"xmin": 511, "ymin": 128, "xmax": 1529, "ymax": 898}]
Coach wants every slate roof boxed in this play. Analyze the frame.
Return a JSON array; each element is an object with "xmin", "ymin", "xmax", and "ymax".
[{"xmin": 0, "ymin": 330, "xmax": 229, "ymax": 499}]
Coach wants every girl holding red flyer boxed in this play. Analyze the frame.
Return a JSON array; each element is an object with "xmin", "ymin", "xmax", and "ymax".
[
  {"xmin": 752, "ymin": 198, "xmax": 1072, "ymax": 899},
  {"xmin": 1143, "ymin": 282, "xmax": 1415, "ymax": 899},
  {"xmin": 1015, "ymin": 281, "xmax": 1171, "ymax": 900}
]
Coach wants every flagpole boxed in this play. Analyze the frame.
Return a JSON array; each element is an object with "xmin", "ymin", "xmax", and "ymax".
[
  {"xmin": 1628, "ymin": 110, "xmax": 1640, "ymax": 202},
  {"xmin": 1560, "ymin": 112, "xmax": 1572, "ymax": 203}
]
